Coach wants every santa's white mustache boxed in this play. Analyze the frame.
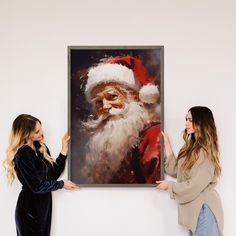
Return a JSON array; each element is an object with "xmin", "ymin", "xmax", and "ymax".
[
  {"xmin": 108, "ymin": 104, "xmax": 128, "ymax": 115},
  {"xmin": 82, "ymin": 105, "xmax": 129, "ymax": 131}
]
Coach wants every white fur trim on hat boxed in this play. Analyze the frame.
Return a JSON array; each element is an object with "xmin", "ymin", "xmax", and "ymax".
[
  {"xmin": 85, "ymin": 63, "xmax": 140, "ymax": 102},
  {"xmin": 139, "ymin": 84, "xmax": 159, "ymax": 104}
]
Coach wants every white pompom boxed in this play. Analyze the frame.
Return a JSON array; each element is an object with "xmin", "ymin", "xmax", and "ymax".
[{"xmin": 139, "ymin": 84, "xmax": 159, "ymax": 104}]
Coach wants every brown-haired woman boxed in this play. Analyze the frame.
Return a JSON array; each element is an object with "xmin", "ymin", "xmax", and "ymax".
[
  {"xmin": 156, "ymin": 106, "xmax": 224, "ymax": 236},
  {"xmin": 4, "ymin": 114, "xmax": 78, "ymax": 236}
]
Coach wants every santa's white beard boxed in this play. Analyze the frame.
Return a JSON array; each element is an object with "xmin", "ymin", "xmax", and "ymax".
[{"xmin": 83, "ymin": 101, "xmax": 148, "ymax": 183}]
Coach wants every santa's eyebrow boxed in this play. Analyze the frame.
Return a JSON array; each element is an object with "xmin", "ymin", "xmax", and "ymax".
[
  {"xmin": 91, "ymin": 97, "xmax": 102, "ymax": 103},
  {"xmin": 106, "ymin": 90, "xmax": 119, "ymax": 95}
]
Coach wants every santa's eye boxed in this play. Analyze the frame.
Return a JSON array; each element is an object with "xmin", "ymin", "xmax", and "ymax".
[{"xmin": 108, "ymin": 94, "xmax": 118, "ymax": 100}]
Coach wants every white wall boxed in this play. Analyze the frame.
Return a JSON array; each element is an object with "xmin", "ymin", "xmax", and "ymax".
[{"xmin": 0, "ymin": 0, "xmax": 236, "ymax": 235}]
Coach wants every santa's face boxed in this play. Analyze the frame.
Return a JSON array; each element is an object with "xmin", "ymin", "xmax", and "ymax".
[
  {"xmin": 91, "ymin": 84, "xmax": 128, "ymax": 116},
  {"xmin": 83, "ymin": 86, "xmax": 148, "ymax": 183}
]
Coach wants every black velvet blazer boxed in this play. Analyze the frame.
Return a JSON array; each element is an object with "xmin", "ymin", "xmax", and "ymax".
[{"xmin": 14, "ymin": 143, "xmax": 66, "ymax": 236}]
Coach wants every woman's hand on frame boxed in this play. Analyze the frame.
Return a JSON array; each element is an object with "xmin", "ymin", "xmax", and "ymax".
[
  {"xmin": 156, "ymin": 180, "xmax": 169, "ymax": 191},
  {"xmin": 63, "ymin": 180, "xmax": 79, "ymax": 190}
]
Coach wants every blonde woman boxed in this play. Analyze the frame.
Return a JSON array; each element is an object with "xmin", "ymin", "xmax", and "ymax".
[
  {"xmin": 4, "ymin": 114, "xmax": 78, "ymax": 236},
  {"xmin": 156, "ymin": 106, "xmax": 223, "ymax": 236}
]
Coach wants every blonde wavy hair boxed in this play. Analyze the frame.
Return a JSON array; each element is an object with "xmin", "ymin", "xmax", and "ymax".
[
  {"xmin": 4, "ymin": 114, "xmax": 54, "ymax": 183},
  {"xmin": 177, "ymin": 106, "xmax": 221, "ymax": 177}
]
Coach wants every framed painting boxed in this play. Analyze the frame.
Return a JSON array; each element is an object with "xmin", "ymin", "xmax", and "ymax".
[{"xmin": 68, "ymin": 46, "xmax": 164, "ymax": 186}]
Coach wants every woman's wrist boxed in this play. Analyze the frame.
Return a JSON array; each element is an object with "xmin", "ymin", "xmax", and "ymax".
[{"xmin": 60, "ymin": 150, "xmax": 67, "ymax": 156}]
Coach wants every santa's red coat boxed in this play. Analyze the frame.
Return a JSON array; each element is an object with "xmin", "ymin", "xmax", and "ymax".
[{"xmin": 110, "ymin": 122, "xmax": 161, "ymax": 184}]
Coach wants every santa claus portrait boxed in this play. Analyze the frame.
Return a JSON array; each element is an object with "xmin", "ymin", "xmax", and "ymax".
[{"xmin": 69, "ymin": 46, "xmax": 163, "ymax": 185}]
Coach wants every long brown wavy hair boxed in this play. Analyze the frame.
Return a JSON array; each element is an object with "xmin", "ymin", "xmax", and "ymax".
[
  {"xmin": 4, "ymin": 114, "xmax": 54, "ymax": 183},
  {"xmin": 177, "ymin": 106, "xmax": 221, "ymax": 177}
]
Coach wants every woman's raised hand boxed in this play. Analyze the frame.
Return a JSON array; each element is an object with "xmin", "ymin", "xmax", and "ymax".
[
  {"xmin": 61, "ymin": 132, "xmax": 70, "ymax": 156},
  {"xmin": 161, "ymin": 131, "xmax": 173, "ymax": 157}
]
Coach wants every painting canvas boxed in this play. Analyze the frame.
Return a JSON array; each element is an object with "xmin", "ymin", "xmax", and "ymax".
[{"xmin": 68, "ymin": 46, "xmax": 164, "ymax": 186}]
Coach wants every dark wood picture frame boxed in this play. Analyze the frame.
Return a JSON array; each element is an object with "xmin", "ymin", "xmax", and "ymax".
[{"xmin": 68, "ymin": 46, "xmax": 164, "ymax": 187}]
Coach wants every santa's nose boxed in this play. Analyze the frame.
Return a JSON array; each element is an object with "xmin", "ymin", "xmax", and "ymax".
[{"xmin": 102, "ymin": 99, "xmax": 112, "ymax": 110}]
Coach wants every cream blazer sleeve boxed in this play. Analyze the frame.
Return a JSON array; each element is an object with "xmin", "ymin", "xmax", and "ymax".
[{"xmin": 168, "ymin": 151, "xmax": 215, "ymax": 204}]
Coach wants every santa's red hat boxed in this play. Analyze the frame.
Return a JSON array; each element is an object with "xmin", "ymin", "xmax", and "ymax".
[{"xmin": 85, "ymin": 55, "xmax": 159, "ymax": 104}]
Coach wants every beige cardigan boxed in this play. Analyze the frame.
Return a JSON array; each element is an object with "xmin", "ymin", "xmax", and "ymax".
[{"xmin": 165, "ymin": 150, "xmax": 223, "ymax": 235}]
